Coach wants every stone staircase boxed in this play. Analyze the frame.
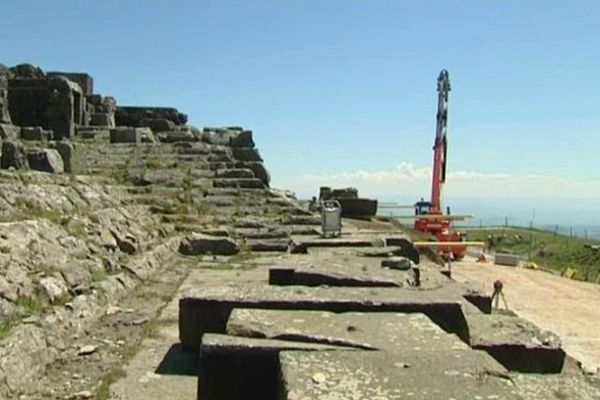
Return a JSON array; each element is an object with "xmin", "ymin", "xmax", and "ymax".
[{"xmin": 72, "ymin": 127, "xmax": 317, "ymax": 247}]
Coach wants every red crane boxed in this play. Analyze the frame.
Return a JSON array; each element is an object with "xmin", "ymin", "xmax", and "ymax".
[{"xmin": 414, "ymin": 69, "xmax": 466, "ymax": 260}]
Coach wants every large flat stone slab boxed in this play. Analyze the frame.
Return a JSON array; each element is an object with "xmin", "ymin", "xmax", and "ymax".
[
  {"xmin": 268, "ymin": 266, "xmax": 404, "ymax": 287},
  {"xmin": 199, "ymin": 334, "xmax": 349, "ymax": 400},
  {"xmin": 178, "ymin": 284, "xmax": 470, "ymax": 349},
  {"xmin": 511, "ymin": 373, "xmax": 600, "ymax": 399},
  {"xmin": 291, "ymin": 235, "xmax": 420, "ymax": 263},
  {"xmin": 226, "ymin": 310, "xmax": 469, "ymax": 352},
  {"xmin": 291, "ymin": 237, "xmax": 378, "ymax": 253},
  {"xmin": 278, "ymin": 350, "xmax": 521, "ymax": 399},
  {"xmin": 467, "ymin": 313, "xmax": 566, "ymax": 373}
]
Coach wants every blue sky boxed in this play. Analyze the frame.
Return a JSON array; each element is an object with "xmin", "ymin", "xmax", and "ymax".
[{"xmin": 2, "ymin": 1, "xmax": 599, "ymax": 199}]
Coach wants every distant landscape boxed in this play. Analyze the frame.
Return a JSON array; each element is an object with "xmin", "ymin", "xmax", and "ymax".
[{"xmin": 378, "ymin": 196, "xmax": 600, "ymax": 239}]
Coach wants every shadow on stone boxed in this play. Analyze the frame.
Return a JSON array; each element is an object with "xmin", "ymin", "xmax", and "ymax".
[
  {"xmin": 474, "ymin": 344, "xmax": 566, "ymax": 373},
  {"xmin": 155, "ymin": 343, "xmax": 199, "ymax": 376}
]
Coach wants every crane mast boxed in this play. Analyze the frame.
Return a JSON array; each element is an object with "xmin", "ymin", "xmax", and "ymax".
[
  {"xmin": 430, "ymin": 69, "xmax": 450, "ymax": 214},
  {"xmin": 413, "ymin": 69, "xmax": 466, "ymax": 260}
]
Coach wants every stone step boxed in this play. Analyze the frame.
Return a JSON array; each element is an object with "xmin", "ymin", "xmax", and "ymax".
[
  {"xmin": 280, "ymin": 215, "xmax": 321, "ymax": 225},
  {"xmin": 246, "ymin": 239, "xmax": 291, "ymax": 252},
  {"xmin": 215, "ymin": 168, "xmax": 255, "ymax": 179},
  {"xmin": 205, "ymin": 188, "xmax": 270, "ymax": 197},
  {"xmin": 204, "ymin": 196, "xmax": 265, "ymax": 208},
  {"xmin": 213, "ymin": 178, "xmax": 265, "ymax": 189},
  {"xmin": 233, "ymin": 228, "xmax": 288, "ymax": 239}
]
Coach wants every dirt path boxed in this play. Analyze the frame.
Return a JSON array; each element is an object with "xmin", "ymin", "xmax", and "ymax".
[{"xmin": 452, "ymin": 257, "xmax": 600, "ymax": 372}]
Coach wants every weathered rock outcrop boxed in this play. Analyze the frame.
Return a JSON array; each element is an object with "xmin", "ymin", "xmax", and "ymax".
[
  {"xmin": 1, "ymin": 140, "xmax": 28, "ymax": 169},
  {"xmin": 0, "ymin": 63, "xmax": 11, "ymax": 124},
  {"xmin": 179, "ymin": 233, "xmax": 239, "ymax": 256}
]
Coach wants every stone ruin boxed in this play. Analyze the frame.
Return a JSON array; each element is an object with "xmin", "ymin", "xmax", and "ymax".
[
  {"xmin": 0, "ymin": 63, "xmax": 269, "ymax": 181},
  {"xmin": 1, "ymin": 63, "xmax": 190, "ymax": 141},
  {"xmin": 0, "ymin": 61, "xmax": 598, "ymax": 400}
]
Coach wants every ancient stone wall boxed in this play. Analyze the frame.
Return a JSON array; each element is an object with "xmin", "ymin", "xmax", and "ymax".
[
  {"xmin": 48, "ymin": 71, "xmax": 93, "ymax": 95},
  {"xmin": 7, "ymin": 78, "xmax": 49, "ymax": 128},
  {"xmin": 6, "ymin": 65, "xmax": 86, "ymax": 139},
  {"xmin": 46, "ymin": 76, "xmax": 82, "ymax": 139},
  {"xmin": 87, "ymin": 94, "xmax": 116, "ymax": 127},
  {"xmin": 115, "ymin": 106, "xmax": 188, "ymax": 127}
]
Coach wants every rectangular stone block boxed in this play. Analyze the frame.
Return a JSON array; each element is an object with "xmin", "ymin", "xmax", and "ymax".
[
  {"xmin": 20, "ymin": 126, "xmax": 52, "ymax": 141},
  {"xmin": 268, "ymin": 266, "xmax": 402, "ymax": 287},
  {"xmin": 226, "ymin": 310, "xmax": 465, "ymax": 352},
  {"xmin": 178, "ymin": 284, "xmax": 470, "ymax": 350},
  {"xmin": 278, "ymin": 350, "xmax": 519, "ymax": 400},
  {"xmin": 77, "ymin": 127, "xmax": 109, "ymax": 139},
  {"xmin": 466, "ymin": 313, "xmax": 565, "ymax": 373},
  {"xmin": 199, "ymin": 334, "xmax": 346, "ymax": 400},
  {"xmin": 231, "ymin": 147, "xmax": 262, "ymax": 162},
  {"xmin": 494, "ymin": 253, "xmax": 520, "ymax": 266},
  {"xmin": 90, "ymin": 112, "xmax": 115, "ymax": 127},
  {"xmin": 212, "ymin": 178, "xmax": 265, "ymax": 189},
  {"xmin": 110, "ymin": 127, "xmax": 141, "ymax": 144},
  {"xmin": 47, "ymin": 72, "xmax": 93, "ymax": 95}
]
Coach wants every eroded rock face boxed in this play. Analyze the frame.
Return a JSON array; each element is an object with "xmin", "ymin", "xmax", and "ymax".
[
  {"xmin": 38, "ymin": 275, "xmax": 69, "ymax": 303},
  {"xmin": 0, "ymin": 63, "xmax": 11, "ymax": 124},
  {"xmin": 179, "ymin": 233, "xmax": 239, "ymax": 256},
  {"xmin": 1, "ymin": 139, "xmax": 28, "ymax": 169},
  {"xmin": 0, "ymin": 124, "xmax": 19, "ymax": 139},
  {"xmin": 0, "ymin": 324, "xmax": 58, "ymax": 392}
]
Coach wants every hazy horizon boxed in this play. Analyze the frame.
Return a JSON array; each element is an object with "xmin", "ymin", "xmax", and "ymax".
[{"xmin": 370, "ymin": 195, "xmax": 600, "ymax": 239}]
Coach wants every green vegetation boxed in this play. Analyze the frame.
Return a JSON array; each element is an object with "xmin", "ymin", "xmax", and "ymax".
[
  {"xmin": 16, "ymin": 294, "xmax": 47, "ymax": 314},
  {"xmin": 63, "ymin": 218, "xmax": 87, "ymax": 238},
  {"xmin": 0, "ymin": 316, "xmax": 20, "ymax": 340},
  {"xmin": 94, "ymin": 367, "xmax": 127, "ymax": 400},
  {"xmin": 0, "ymin": 294, "xmax": 47, "ymax": 340},
  {"xmin": 0, "ymin": 205, "xmax": 64, "ymax": 224},
  {"xmin": 463, "ymin": 226, "xmax": 600, "ymax": 281},
  {"xmin": 91, "ymin": 268, "xmax": 108, "ymax": 282}
]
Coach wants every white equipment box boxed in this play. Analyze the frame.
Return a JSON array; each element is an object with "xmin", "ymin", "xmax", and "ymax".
[{"xmin": 321, "ymin": 200, "xmax": 342, "ymax": 238}]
